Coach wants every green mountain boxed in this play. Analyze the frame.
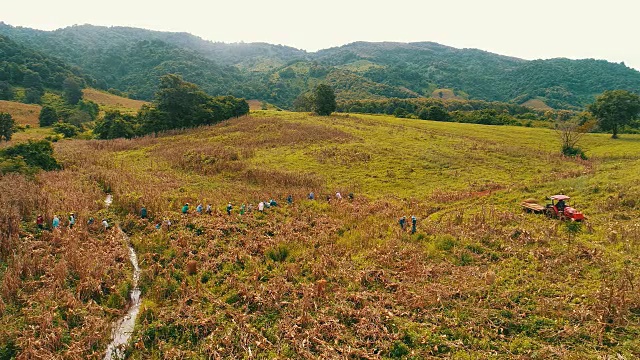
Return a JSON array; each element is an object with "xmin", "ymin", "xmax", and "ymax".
[
  {"xmin": 0, "ymin": 34, "xmax": 93, "ymax": 100},
  {"xmin": 2, "ymin": 22, "xmax": 639, "ymax": 109}
]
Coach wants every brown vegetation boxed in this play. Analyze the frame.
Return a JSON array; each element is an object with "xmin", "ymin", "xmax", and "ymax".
[
  {"xmin": 0, "ymin": 100, "xmax": 41, "ymax": 127},
  {"xmin": 82, "ymin": 88, "xmax": 148, "ymax": 112}
]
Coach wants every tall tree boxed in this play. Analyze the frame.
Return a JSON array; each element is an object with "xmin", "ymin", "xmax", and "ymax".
[
  {"xmin": 0, "ymin": 81, "xmax": 14, "ymax": 100},
  {"xmin": 0, "ymin": 112, "xmax": 15, "ymax": 142},
  {"xmin": 313, "ymin": 84, "xmax": 336, "ymax": 116},
  {"xmin": 94, "ymin": 110, "xmax": 136, "ymax": 139},
  {"xmin": 22, "ymin": 70, "xmax": 43, "ymax": 91},
  {"xmin": 589, "ymin": 90, "xmax": 640, "ymax": 138},
  {"xmin": 63, "ymin": 77, "xmax": 83, "ymax": 105},
  {"xmin": 39, "ymin": 106, "xmax": 58, "ymax": 127}
]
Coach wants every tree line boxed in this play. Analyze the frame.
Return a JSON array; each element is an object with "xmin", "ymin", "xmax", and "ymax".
[{"xmin": 93, "ymin": 74, "xmax": 249, "ymax": 139}]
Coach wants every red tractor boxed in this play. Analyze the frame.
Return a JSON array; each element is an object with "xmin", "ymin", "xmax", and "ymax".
[{"xmin": 521, "ymin": 195, "xmax": 585, "ymax": 221}]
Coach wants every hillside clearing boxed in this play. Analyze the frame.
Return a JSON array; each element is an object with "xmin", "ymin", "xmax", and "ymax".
[
  {"xmin": 82, "ymin": 88, "xmax": 148, "ymax": 114},
  {"xmin": 0, "ymin": 100, "xmax": 41, "ymax": 127},
  {"xmin": 522, "ymin": 98, "xmax": 553, "ymax": 110}
]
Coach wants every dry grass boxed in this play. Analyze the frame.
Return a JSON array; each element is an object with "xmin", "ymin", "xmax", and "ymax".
[
  {"xmin": 522, "ymin": 98, "xmax": 553, "ymax": 110},
  {"xmin": 82, "ymin": 88, "xmax": 148, "ymax": 113},
  {"xmin": 246, "ymin": 99, "xmax": 264, "ymax": 110},
  {"xmin": 0, "ymin": 100, "xmax": 41, "ymax": 127},
  {"xmin": 431, "ymin": 88, "xmax": 460, "ymax": 100},
  {"xmin": 0, "ymin": 172, "xmax": 130, "ymax": 359}
]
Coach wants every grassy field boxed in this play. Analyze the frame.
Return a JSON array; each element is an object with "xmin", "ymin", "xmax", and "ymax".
[
  {"xmin": 1, "ymin": 111, "xmax": 639, "ymax": 358},
  {"xmin": 0, "ymin": 100, "xmax": 41, "ymax": 127},
  {"xmin": 82, "ymin": 88, "xmax": 148, "ymax": 115}
]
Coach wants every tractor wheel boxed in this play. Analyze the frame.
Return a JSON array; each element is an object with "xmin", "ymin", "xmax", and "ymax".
[{"xmin": 545, "ymin": 208, "xmax": 556, "ymax": 219}]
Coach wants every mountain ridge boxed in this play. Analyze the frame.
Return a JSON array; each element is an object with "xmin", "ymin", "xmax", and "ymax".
[{"xmin": 1, "ymin": 22, "xmax": 639, "ymax": 109}]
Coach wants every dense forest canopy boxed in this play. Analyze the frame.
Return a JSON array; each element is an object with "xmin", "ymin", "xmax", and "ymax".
[
  {"xmin": 0, "ymin": 34, "xmax": 93, "ymax": 95},
  {"xmin": 1, "ymin": 22, "xmax": 639, "ymax": 109}
]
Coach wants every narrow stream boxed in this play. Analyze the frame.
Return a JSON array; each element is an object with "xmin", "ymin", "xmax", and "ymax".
[{"xmin": 103, "ymin": 194, "xmax": 142, "ymax": 360}]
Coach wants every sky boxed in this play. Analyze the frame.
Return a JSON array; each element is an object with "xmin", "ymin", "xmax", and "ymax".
[{"xmin": 3, "ymin": 0, "xmax": 639, "ymax": 70}]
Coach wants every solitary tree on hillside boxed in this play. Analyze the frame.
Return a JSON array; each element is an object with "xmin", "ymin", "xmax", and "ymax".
[
  {"xmin": 63, "ymin": 77, "xmax": 83, "ymax": 105},
  {"xmin": 555, "ymin": 114, "xmax": 595, "ymax": 158},
  {"xmin": 0, "ymin": 112, "xmax": 15, "ymax": 142},
  {"xmin": 589, "ymin": 90, "xmax": 640, "ymax": 138},
  {"xmin": 313, "ymin": 84, "xmax": 336, "ymax": 116},
  {"xmin": 39, "ymin": 106, "xmax": 58, "ymax": 127}
]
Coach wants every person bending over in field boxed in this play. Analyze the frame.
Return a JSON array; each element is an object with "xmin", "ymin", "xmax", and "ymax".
[
  {"xmin": 102, "ymin": 219, "xmax": 109, "ymax": 231},
  {"xmin": 141, "ymin": 206, "xmax": 148, "ymax": 219},
  {"xmin": 399, "ymin": 216, "xmax": 406, "ymax": 230},
  {"xmin": 68, "ymin": 213, "xmax": 76, "ymax": 229},
  {"xmin": 206, "ymin": 204, "xmax": 212, "ymax": 215},
  {"xmin": 196, "ymin": 203, "xmax": 203, "ymax": 214},
  {"xmin": 226, "ymin": 203, "xmax": 233, "ymax": 215},
  {"xmin": 52, "ymin": 215, "xmax": 60, "ymax": 229},
  {"xmin": 182, "ymin": 203, "xmax": 189, "ymax": 215},
  {"xmin": 36, "ymin": 214, "xmax": 44, "ymax": 230}
]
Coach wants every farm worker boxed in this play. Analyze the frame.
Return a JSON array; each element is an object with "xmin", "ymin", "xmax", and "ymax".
[
  {"xmin": 348, "ymin": 193, "xmax": 354, "ymax": 200},
  {"xmin": 52, "ymin": 215, "xmax": 60, "ymax": 229},
  {"xmin": 336, "ymin": 192, "xmax": 342, "ymax": 200},
  {"xmin": 287, "ymin": 194, "xmax": 293, "ymax": 204},
  {"xmin": 165, "ymin": 218, "xmax": 172, "ymax": 230},
  {"xmin": 205, "ymin": 204, "xmax": 212, "ymax": 215},
  {"xmin": 69, "ymin": 213, "xmax": 76, "ymax": 229},
  {"xmin": 308, "ymin": 192, "xmax": 315, "ymax": 200},
  {"xmin": 226, "ymin": 203, "xmax": 233, "ymax": 215},
  {"xmin": 196, "ymin": 204, "xmax": 203, "ymax": 214},
  {"xmin": 140, "ymin": 206, "xmax": 148, "ymax": 219},
  {"xmin": 102, "ymin": 219, "xmax": 109, "ymax": 230},
  {"xmin": 269, "ymin": 199, "xmax": 277, "ymax": 207},
  {"xmin": 240, "ymin": 204, "xmax": 246, "ymax": 215},
  {"xmin": 155, "ymin": 222, "xmax": 161, "ymax": 230},
  {"xmin": 182, "ymin": 203, "xmax": 189, "ymax": 215},
  {"xmin": 411, "ymin": 215, "xmax": 417, "ymax": 234},
  {"xmin": 258, "ymin": 201, "xmax": 265, "ymax": 212},
  {"xmin": 36, "ymin": 215, "xmax": 44, "ymax": 229},
  {"xmin": 88, "ymin": 217, "xmax": 94, "ymax": 225},
  {"xmin": 399, "ymin": 216, "xmax": 406, "ymax": 230},
  {"xmin": 556, "ymin": 199, "xmax": 566, "ymax": 211}
]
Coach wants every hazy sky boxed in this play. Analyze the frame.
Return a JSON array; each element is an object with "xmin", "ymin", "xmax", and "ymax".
[{"xmin": 3, "ymin": 0, "xmax": 639, "ymax": 70}]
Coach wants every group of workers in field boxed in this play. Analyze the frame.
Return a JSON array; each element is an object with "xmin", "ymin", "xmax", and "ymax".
[
  {"xmin": 36, "ymin": 190, "xmax": 420, "ymax": 234},
  {"xmin": 37, "ymin": 212, "xmax": 110, "ymax": 232},
  {"xmin": 149, "ymin": 192, "xmax": 357, "ymax": 230}
]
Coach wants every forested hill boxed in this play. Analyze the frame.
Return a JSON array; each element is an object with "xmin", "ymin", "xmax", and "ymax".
[
  {"xmin": 2, "ymin": 22, "xmax": 640, "ymax": 109},
  {"xmin": 0, "ymin": 34, "xmax": 93, "ymax": 101}
]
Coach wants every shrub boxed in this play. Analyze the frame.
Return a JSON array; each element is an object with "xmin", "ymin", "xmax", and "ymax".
[
  {"xmin": 53, "ymin": 122, "xmax": 81, "ymax": 138},
  {"xmin": 266, "ymin": 244, "xmax": 290, "ymax": 262},
  {"xmin": 0, "ymin": 140, "xmax": 60, "ymax": 172},
  {"xmin": 561, "ymin": 145, "xmax": 587, "ymax": 160}
]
